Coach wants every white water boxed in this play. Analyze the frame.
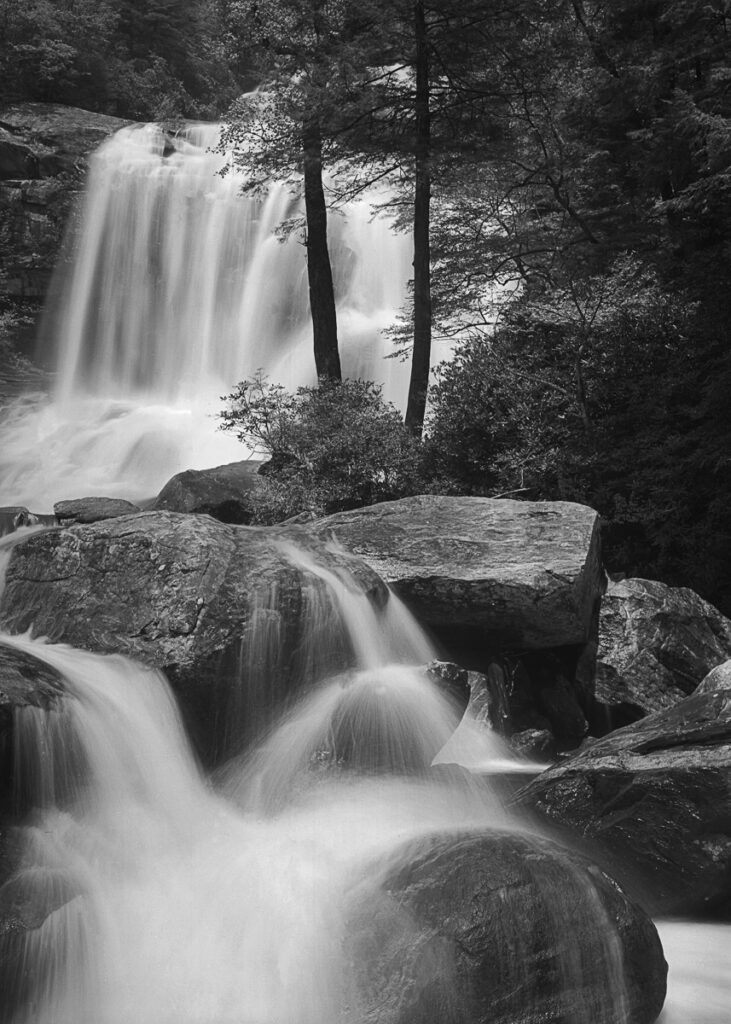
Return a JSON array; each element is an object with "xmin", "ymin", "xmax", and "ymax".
[{"xmin": 0, "ymin": 122, "xmax": 451, "ymax": 512}]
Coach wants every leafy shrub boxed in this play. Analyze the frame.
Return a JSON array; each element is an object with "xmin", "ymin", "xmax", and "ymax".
[{"xmin": 220, "ymin": 375, "xmax": 429, "ymax": 522}]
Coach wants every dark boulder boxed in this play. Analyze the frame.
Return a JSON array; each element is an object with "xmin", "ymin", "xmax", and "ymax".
[
  {"xmin": 150, "ymin": 460, "xmax": 264, "ymax": 524},
  {"xmin": 510, "ymin": 728, "xmax": 557, "ymax": 761},
  {"xmin": 594, "ymin": 578, "xmax": 731, "ymax": 726},
  {"xmin": 54, "ymin": 497, "xmax": 141, "ymax": 525},
  {"xmin": 308, "ymin": 496, "xmax": 603, "ymax": 649},
  {"xmin": 0, "ymin": 512, "xmax": 388, "ymax": 762},
  {"xmin": 515, "ymin": 682, "xmax": 731, "ymax": 916},
  {"xmin": 348, "ymin": 829, "xmax": 667, "ymax": 1024}
]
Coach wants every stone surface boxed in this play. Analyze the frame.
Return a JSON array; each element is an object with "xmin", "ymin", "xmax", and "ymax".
[
  {"xmin": 309, "ymin": 496, "xmax": 603, "ymax": 649},
  {"xmin": 696, "ymin": 659, "xmax": 731, "ymax": 694},
  {"xmin": 151, "ymin": 460, "xmax": 264, "ymax": 523},
  {"xmin": 0, "ymin": 511, "xmax": 387, "ymax": 761},
  {"xmin": 510, "ymin": 727, "xmax": 557, "ymax": 761},
  {"xmin": 515, "ymin": 680, "xmax": 731, "ymax": 916},
  {"xmin": 0, "ymin": 642, "xmax": 65, "ymax": 713},
  {"xmin": 0, "ymin": 104, "xmax": 128, "ymax": 304},
  {"xmin": 348, "ymin": 829, "xmax": 667, "ymax": 1024},
  {"xmin": 54, "ymin": 497, "xmax": 141, "ymax": 524},
  {"xmin": 595, "ymin": 578, "xmax": 731, "ymax": 722}
]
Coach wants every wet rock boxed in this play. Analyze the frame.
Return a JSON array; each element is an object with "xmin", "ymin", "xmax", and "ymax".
[
  {"xmin": 0, "ymin": 642, "xmax": 65, "ymax": 713},
  {"xmin": 510, "ymin": 728, "xmax": 557, "ymax": 761},
  {"xmin": 151, "ymin": 460, "xmax": 264, "ymax": 524},
  {"xmin": 0, "ymin": 508, "xmax": 33, "ymax": 538},
  {"xmin": 0, "ymin": 512, "xmax": 388, "ymax": 762},
  {"xmin": 348, "ymin": 829, "xmax": 666, "ymax": 1024},
  {"xmin": 595, "ymin": 578, "xmax": 731, "ymax": 723},
  {"xmin": 515, "ymin": 682, "xmax": 731, "ymax": 916},
  {"xmin": 308, "ymin": 496, "xmax": 603, "ymax": 649},
  {"xmin": 425, "ymin": 661, "xmax": 470, "ymax": 713},
  {"xmin": 54, "ymin": 497, "xmax": 141, "ymax": 524},
  {"xmin": 696, "ymin": 659, "xmax": 731, "ymax": 694}
]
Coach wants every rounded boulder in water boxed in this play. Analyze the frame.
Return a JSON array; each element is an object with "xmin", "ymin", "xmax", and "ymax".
[{"xmin": 347, "ymin": 829, "xmax": 667, "ymax": 1024}]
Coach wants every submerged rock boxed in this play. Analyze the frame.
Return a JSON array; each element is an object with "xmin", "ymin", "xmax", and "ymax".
[
  {"xmin": 348, "ymin": 829, "xmax": 666, "ymax": 1024},
  {"xmin": 0, "ymin": 512, "xmax": 388, "ymax": 761},
  {"xmin": 595, "ymin": 578, "xmax": 731, "ymax": 724},
  {"xmin": 515, "ymin": 681, "xmax": 731, "ymax": 916},
  {"xmin": 151, "ymin": 460, "xmax": 264, "ymax": 523},
  {"xmin": 308, "ymin": 495, "xmax": 603, "ymax": 649},
  {"xmin": 54, "ymin": 497, "xmax": 141, "ymax": 524}
]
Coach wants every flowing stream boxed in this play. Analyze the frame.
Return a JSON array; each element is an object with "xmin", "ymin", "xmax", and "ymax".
[{"xmin": 0, "ymin": 122, "xmax": 451, "ymax": 511}]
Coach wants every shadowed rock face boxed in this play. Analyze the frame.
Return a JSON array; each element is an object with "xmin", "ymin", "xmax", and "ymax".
[
  {"xmin": 308, "ymin": 495, "xmax": 603, "ymax": 649},
  {"xmin": 515, "ymin": 684, "xmax": 731, "ymax": 916},
  {"xmin": 595, "ymin": 578, "xmax": 731, "ymax": 720},
  {"xmin": 150, "ymin": 461, "xmax": 264, "ymax": 524},
  {"xmin": 348, "ymin": 829, "xmax": 667, "ymax": 1024},
  {"xmin": 0, "ymin": 512, "xmax": 388, "ymax": 762},
  {"xmin": 54, "ymin": 497, "xmax": 141, "ymax": 524}
]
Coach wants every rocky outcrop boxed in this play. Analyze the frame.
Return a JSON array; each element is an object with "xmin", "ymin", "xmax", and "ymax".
[
  {"xmin": 0, "ymin": 104, "xmax": 127, "ymax": 303},
  {"xmin": 697, "ymin": 659, "xmax": 731, "ymax": 694},
  {"xmin": 595, "ymin": 578, "xmax": 731, "ymax": 724},
  {"xmin": 54, "ymin": 497, "xmax": 141, "ymax": 524},
  {"xmin": 515, "ymin": 680, "xmax": 731, "ymax": 916},
  {"xmin": 0, "ymin": 512, "xmax": 387, "ymax": 761},
  {"xmin": 309, "ymin": 496, "xmax": 603, "ymax": 648},
  {"xmin": 151, "ymin": 461, "xmax": 264, "ymax": 524},
  {"xmin": 348, "ymin": 829, "xmax": 667, "ymax": 1024}
]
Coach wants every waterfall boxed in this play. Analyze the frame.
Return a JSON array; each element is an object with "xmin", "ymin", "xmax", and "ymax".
[{"xmin": 0, "ymin": 122, "xmax": 451, "ymax": 512}]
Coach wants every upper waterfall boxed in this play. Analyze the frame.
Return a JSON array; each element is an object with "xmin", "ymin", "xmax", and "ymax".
[{"xmin": 0, "ymin": 121, "xmax": 449, "ymax": 510}]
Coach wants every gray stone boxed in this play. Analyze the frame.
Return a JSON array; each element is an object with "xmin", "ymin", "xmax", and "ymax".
[
  {"xmin": 308, "ymin": 495, "xmax": 603, "ymax": 649},
  {"xmin": 515, "ymin": 680, "xmax": 731, "ymax": 916},
  {"xmin": 595, "ymin": 578, "xmax": 731, "ymax": 719},
  {"xmin": 151, "ymin": 460, "xmax": 264, "ymax": 523},
  {"xmin": 348, "ymin": 829, "xmax": 667, "ymax": 1024},
  {"xmin": 54, "ymin": 497, "xmax": 141, "ymax": 524},
  {"xmin": 696, "ymin": 659, "xmax": 731, "ymax": 694}
]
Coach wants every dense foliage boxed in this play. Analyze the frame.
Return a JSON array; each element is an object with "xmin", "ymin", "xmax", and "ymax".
[{"xmin": 220, "ymin": 375, "xmax": 428, "ymax": 521}]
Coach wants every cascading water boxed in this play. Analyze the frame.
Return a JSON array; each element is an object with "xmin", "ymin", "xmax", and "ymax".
[
  {"xmin": 0, "ymin": 536, "xmax": 654, "ymax": 1024},
  {"xmin": 0, "ymin": 122, "xmax": 450, "ymax": 511}
]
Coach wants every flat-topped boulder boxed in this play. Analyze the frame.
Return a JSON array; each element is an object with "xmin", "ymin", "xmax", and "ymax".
[
  {"xmin": 596, "ymin": 578, "xmax": 731, "ymax": 720},
  {"xmin": 54, "ymin": 497, "xmax": 141, "ymax": 524},
  {"xmin": 515, "ymin": 679, "xmax": 731, "ymax": 916},
  {"xmin": 0, "ymin": 512, "xmax": 387, "ymax": 761},
  {"xmin": 348, "ymin": 829, "xmax": 666, "ymax": 1024},
  {"xmin": 150, "ymin": 460, "xmax": 264, "ymax": 523},
  {"xmin": 308, "ymin": 496, "xmax": 603, "ymax": 649}
]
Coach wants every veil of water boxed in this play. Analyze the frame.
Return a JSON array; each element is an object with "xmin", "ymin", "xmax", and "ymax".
[{"xmin": 0, "ymin": 122, "xmax": 451, "ymax": 511}]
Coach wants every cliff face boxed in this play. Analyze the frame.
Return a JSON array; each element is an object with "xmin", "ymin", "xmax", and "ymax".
[{"xmin": 0, "ymin": 104, "xmax": 128, "ymax": 308}]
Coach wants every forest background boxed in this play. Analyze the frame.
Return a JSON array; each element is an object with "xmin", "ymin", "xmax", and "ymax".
[{"xmin": 1, "ymin": 0, "xmax": 730, "ymax": 615}]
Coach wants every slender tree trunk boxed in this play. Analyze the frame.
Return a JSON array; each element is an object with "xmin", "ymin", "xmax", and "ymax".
[
  {"xmin": 405, "ymin": 0, "xmax": 431, "ymax": 435},
  {"xmin": 303, "ymin": 116, "xmax": 341, "ymax": 380}
]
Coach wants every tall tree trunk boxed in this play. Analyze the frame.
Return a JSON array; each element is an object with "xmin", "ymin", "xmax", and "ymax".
[
  {"xmin": 405, "ymin": 0, "xmax": 431, "ymax": 435},
  {"xmin": 303, "ymin": 117, "xmax": 341, "ymax": 380}
]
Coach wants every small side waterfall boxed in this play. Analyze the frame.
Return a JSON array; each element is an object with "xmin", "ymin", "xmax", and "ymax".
[{"xmin": 0, "ymin": 122, "xmax": 451, "ymax": 510}]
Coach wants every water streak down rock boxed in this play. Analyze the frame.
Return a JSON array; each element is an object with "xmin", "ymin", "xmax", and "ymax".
[
  {"xmin": 0, "ymin": 511, "xmax": 387, "ymax": 761},
  {"xmin": 348, "ymin": 829, "xmax": 667, "ymax": 1024}
]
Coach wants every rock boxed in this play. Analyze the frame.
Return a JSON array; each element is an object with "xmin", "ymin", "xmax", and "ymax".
[
  {"xmin": 0, "ymin": 642, "xmax": 65, "ymax": 713},
  {"xmin": 348, "ymin": 829, "xmax": 667, "ymax": 1024},
  {"xmin": 696, "ymin": 659, "xmax": 731, "ymax": 694},
  {"xmin": 54, "ymin": 497, "xmax": 141, "ymax": 524},
  {"xmin": 466, "ymin": 664, "xmax": 512, "ymax": 734},
  {"xmin": 0, "ymin": 104, "xmax": 128, "ymax": 306},
  {"xmin": 151, "ymin": 461, "xmax": 264, "ymax": 523},
  {"xmin": 309, "ymin": 495, "xmax": 603, "ymax": 649},
  {"xmin": 510, "ymin": 727, "xmax": 557, "ymax": 761},
  {"xmin": 0, "ymin": 508, "xmax": 33, "ymax": 537},
  {"xmin": 0, "ymin": 512, "xmax": 387, "ymax": 762},
  {"xmin": 594, "ymin": 578, "xmax": 731, "ymax": 725},
  {"xmin": 514, "ymin": 681, "xmax": 731, "ymax": 916},
  {"xmin": 425, "ymin": 660, "xmax": 471, "ymax": 712}
]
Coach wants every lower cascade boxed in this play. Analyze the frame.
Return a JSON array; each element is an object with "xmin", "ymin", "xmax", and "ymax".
[{"xmin": 0, "ymin": 539, "xmax": 668, "ymax": 1024}]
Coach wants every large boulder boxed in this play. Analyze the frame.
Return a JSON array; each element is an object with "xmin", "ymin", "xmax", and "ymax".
[
  {"xmin": 595, "ymin": 578, "xmax": 731, "ymax": 724},
  {"xmin": 515, "ymin": 680, "xmax": 731, "ymax": 916},
  {"xmin": 0, "ymin": 512, "xmax": 387, "ymax": 761},
  {"xmin": 348, "ymin": 829, "xmax": 667, "ymax": 1024},
  {"xmin": 150, "ymin": 460, "xmax": 264, "ymax": 523},
  {"xmin": 308, "ymin": 496, "xmax": 603, "ymax": 649}
]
